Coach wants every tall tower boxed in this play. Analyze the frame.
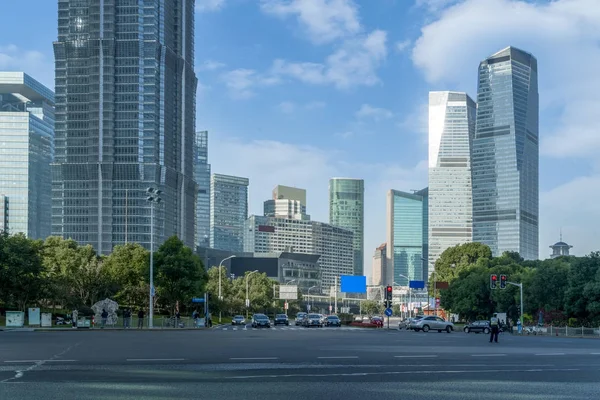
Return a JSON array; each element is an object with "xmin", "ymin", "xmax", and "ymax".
[
  {"xmin": 329, "ymin": 178, "xmax": 364, "ymax": 276},
  {"xmin": 428, "ymin": 91, "xmax": 476, "ymax": 271},
  {"xmin": 194, "ymin": 131, "xmax": 211, "ymax": 248},
  {"xmin": 210, "ymin": 174, "xmax": 249, "ymax": 252},
  {"xmin": 52, "ymin": 0, "xmax": 198, "ymax": 254},
  {"xmin": 472, "ymin": 46, "xmax": 539, "ymax": 260}
]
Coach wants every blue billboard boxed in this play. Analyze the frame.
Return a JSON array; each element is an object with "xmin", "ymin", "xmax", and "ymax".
[
  {"xmin": 409, "ymin": 280, "xmax": 425, "ymax": 289},
  {"xmin": 340, "ymin": 275, "xmax": 367, "ymax": 293}
]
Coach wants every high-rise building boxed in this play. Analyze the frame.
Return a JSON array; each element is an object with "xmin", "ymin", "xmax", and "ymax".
[
  {"xmin": 386, "ymin": 188, "xmax": 428, "ymax": 286},
  {"xmin": 371, "ymin": 243, "xmax": 387, "ymax": 286},
  {"xmin": 264, "ymin": 185, "xmax": 309, "ymax": 220},
  {"xmin": 194, "ymin": 131, "xmax": 211, "ymax": 248},
  {"xmin": 329, "ymin": 178, "xmax": 364, "ymax": 276},
  {"xmin": 52, "ymin": 0, "xmax": 198, "ymax": 254},
  {"xmin": 210, "ymin": 173, "xmax": 249, "ymax": 252},
  {"xmin": 428, "ymin": 91, "xmax": 476, "ymax": 272},
  {"xmin": 472, "ymin": 46, "xmax": 539, "ymax": 260},
  {"xmin": 0, "ymin": 72, "xmax": 55, "ymax": 239}
]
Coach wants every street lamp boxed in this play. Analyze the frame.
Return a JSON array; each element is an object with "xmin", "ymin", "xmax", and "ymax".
[
  {"xmin": 218, "ymin": 255, "xmax": 236, "ymax": 323},
  {"xmin": 308, "ymin": 285, "xmax": 317, "ymax": 311},
  {"xmin": 146, "ymin": 187, "xmax": 162, "ymax": 329},
  {"xmin": 245, "ymin": 270, "xmax": 259, "ymax": 319}
]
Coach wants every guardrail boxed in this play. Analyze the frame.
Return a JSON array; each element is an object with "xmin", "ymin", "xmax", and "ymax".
[{"xmin": 518, "ymin": 325, "xmax": 600, "ymax": 337}]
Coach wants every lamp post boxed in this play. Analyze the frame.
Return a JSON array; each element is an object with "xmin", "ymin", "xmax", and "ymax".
[
  {"xmin": 397, "ymin": 274, "xmax": 411, "ymax": 318},
  {"xmin": 146, "ymin": 187, "xmax": 162, "ymax": 329},
  {"xmin": 218, "ymin": 255, "xmax": 236, "ymax": 323},
  {"xmin": 245, "ymin": 270, "xmax": 259, "ymax": 319},
  {"xmin": 308, "ymin": 286, "xmax": 317, "ymax": 311}
]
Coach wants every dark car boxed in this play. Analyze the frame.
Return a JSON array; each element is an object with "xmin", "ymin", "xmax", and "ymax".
[
  {"xmin": 303, "ymin": 313, "xmax": 323, "ymax": 327},
  {"xmin": 325, "ymin": 315, "xmax": 341, "ymax": 327},
  {"xmin": 231, "ymin": 315, "xmax": 245, "ymax": 325},
  {"xmin": 464, "ymin": 320, "xmax": 491, "ymax": 334},
  {"xmin": 370, "ymin": 316, "xmax": 384, "ymax": 327},
  {"xmin": 274, "ymin": 314, "xmax": 289, "ymax": 326},
  {"xmin": 251, "ymin": 314, "xmax": 271, "ymax": 328}
]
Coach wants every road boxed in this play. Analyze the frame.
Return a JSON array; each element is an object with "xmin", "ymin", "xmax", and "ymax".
[{"xmin": 1, "ymin": 326, "xmax": 599, "ymax": 399}]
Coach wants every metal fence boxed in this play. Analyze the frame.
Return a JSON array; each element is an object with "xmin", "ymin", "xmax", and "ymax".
[
  {"xmin": 93, "ymin": 316, "xmax": 205, "ymax": 329},
  {"xmin": 518, "ymin": 325, "xmax": 600, "ymax": 337}
]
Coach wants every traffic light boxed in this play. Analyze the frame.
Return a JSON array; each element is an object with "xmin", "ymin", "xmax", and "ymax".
[
  {"xmin": 386, "ymin": 285, "xmax": 393, "ymax": 301},
  {"xmin": 490, "ymin": 274, "xmax": 498, "ymax": 289},
  {"xmin": 500, "ymin": 274, "xmax": 507, "ymax": 289}
]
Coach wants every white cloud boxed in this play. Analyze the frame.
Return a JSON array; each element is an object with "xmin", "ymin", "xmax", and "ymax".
[
  {"xmin": 277, "ymin": 100, "xmax": 326, "ymax": 113},
  {"xmin": 356, "ymin": 104, "xmax": 393, "ymax": 121},
  {"xmin": 335, "ymin": 131, "xmax": 355, "ymax": 139},
  {"xmin": 210, "ymin": 134, "xmax": 427, "ymax": 279},
  {"xmin": 196, "ymin": 0, "xmax": 226, "ymax": 12},
  {"xmin": 411, "ymin": 0, "xmax": 600, "ymax": 158},
  {"xmin": 0, "ymin": 44, "xmax": 53, "ymax": 89},
  {"xmin": 415, "ymin": 0, "xmax": 461, "ymax": 13},
  {"xmin": 277, "ymin": 101, "xmax": 296, "ymax": 113},
  {"xmin": 396, "ymin": 39, "xmax": 411, "ymax": 52},
  {"xmin": 198, "ymin": 60, "xmax": 226, "ymax": 71},
  {"xmin": 220, "ymin": 68, "xmax": 280, "ymax": 99},
  {"xmin": 260, "ymin": 0, "xmax": 361, "ymax": 44}
]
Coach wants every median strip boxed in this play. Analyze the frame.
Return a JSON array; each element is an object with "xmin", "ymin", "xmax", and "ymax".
[
  {"xmin": 471, "ymin": 354, "xmax": 506, "ymax": 357},
  {"xmin": 126, "ymin": 358, "xmax": 185, "ymax": 362},
  {"xmin": 317, "ymin": 356, "xmax": 359, "ymax": 359},
  {"xmin": 229, "ymin": 357, "xmax": 278, "ymax": 360},
  {"xmin": 394, "ymin": 355, "xmax": 437, "ymax": 358},
  {"xmin": 534, "ymin": 353, "xmax": 565, "ymax": 356}
]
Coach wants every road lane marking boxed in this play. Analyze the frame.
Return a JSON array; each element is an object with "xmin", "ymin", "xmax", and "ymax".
[
  {"xmin": 394, "ymin": 355, "xmax": 438, "ymax": 358},
  {"xmin": 535, "ymin": 353, "xmax": 565, "ymax": 356},
  {"xmin": 471, "ymin": 354, "xmax": 506, "ymax": 357},
  {"xmin": 317, "ymin": 356, "xmax": 359, "ymax": 359},
  {"xmin": 4, "ymin": 360, "xmax": 41, "ymax": 363},
  {"xmin": 591, "ymin": 353, "xmax": 600, "ymax": 355},
  {"xmin": 126, "ymin": 358, "xmax": 185, "ymax": 362},
  {"xmin": 233, "ymin": 327, "xmax": 237, "ymax": 331},
  {"xmin": 229, "ymin": 357, "xmax": 279, "ymax": 360}
]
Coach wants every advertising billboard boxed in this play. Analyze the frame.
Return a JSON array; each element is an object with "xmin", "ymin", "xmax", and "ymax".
[{"xmin": 340, "ymin": 275, "xmax": 367, "ymax": 293}]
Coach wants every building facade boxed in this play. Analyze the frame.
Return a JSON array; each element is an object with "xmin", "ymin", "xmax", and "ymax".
[
  {"xmin": 428, "ymin": 91, "xmax": 476, "ymax": 271},
  {"xmin": 210, "ymin": 173, "xmax": 249, "ymax": 252},
  {"xmin": 264, "ymin": 185, "xmax": 309, "ymax": 220},
  {"xmin": 194, "ymin": 131, "xmax": 210, "ymax": 248},
  {"xmin": 472, "ymin": 47, "xmax": 539, "ymax": 260},
  {"xmin": 386, "ymin": 188, "xmax": 428, "ymax": 286},
  {"xmin": 329, "ymin": 178, "xmax": 364, "ymax": 276},
  {"xmin": 371, "ymin": 243, "xmax": 387, "ymax": 286},
  {"xmin": 52, "ymin": 0, "xmax": 198, "ymax": 254},
  {"xmin": 244, "ymin": 215, "xmax": 353, "ymax": 291},
  {"xmin": 0, "ymin": 72, "xmax": 55, "ymax": 239}
]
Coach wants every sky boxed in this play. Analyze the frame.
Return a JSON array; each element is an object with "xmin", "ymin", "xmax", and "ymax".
[{"xmin": 1, "ymin": 0, "xmax": 600, "ymax": 280}]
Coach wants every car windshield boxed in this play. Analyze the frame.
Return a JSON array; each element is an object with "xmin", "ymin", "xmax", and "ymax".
[
  {"xmin": 276, "ymin": 314, "xmax": 287, "ymax": 318},
  {"xmin": 308, "ymin": 314, "xmax": 320, "ymax": 318},
  {"xmin": 234, "ymin": 316, "xmax": 243, "ymax": 319},
  {"xmin": 327, "ymin": 316, "xmax": 339, "ymax": 320},
  {"xmin": 296, "ymin": 313, "xmax": 306, "ymax": 318},
  {"xmin": 254, "ymin": 315, "xmax": 268, "ymax": 320}
]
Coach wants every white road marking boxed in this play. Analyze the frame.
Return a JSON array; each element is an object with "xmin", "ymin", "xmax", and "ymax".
[
  {"xmin": 317, "ymin": 356, "xmax": 359, "ymax": 359},
  {"xmin": 126, "ymin": 358, "xmax": 185, "ymax": 362},
  {"xmin": 233, "ymin": 327, "xmax": 237, "ymax": 331},
  {"xmin": 535, "ymin": 353, "xmax": 565, "ymax": 356},
  {"xmin": 229, "ymin": 357, "xmax": 279, "ymax": 360},
  {"xmin": 471, "ymin": 354, "xmax": 506, "ymax": 357},
  {"xmin": 394, "ymin": 355, "xmax": 438, "ymax": 358},
  {"xmin": 4, "ymin": 360, "xmax": 41, "ymax": 363},
  {"xmin": 222, "ymin": 328, "xmax": 228, "ymax": 331},
  {"xmin": 591, "ymin": 353, "xmax": 600, "ymax": 355}
]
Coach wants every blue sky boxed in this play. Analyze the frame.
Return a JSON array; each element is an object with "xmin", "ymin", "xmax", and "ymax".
[{"xmin": 2, "ymin": 0, "xmax": 600, "ymax": 278}]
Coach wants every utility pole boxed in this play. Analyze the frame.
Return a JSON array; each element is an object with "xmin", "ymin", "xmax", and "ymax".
[
  {"xmin": 334, "ymin": 276, "xmax": 338, "ymax": 314},
  {"xmin": 507, "ymin": 281, "xmax": 524, "ymax": 331}
]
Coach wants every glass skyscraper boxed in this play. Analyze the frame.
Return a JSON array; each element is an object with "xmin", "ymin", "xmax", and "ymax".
[
  {"xmin": 52, "ymin": 0, "xmax": 198, "ymax": 254},
  {"xmin": 0, "ymin": 72, "xmax": 55, "ymax": 239},
  {"xmin": 210, "ymin": 174, "xmax": 249, "ymax": 252},
  {"xmin": 194, "ymin": 131, "xmax": 210, "ymax": 248},
  {"xmin": 329, "ymin": 178, "xmax": 364, "ymax": 276},
  {"xmin": 428, "ymin": 91, "xmax": 476, "ymax": 273},
  {"xmin": 386, "ymin": 188, "xmax": 428, "ymax": 286},
  {"xmin": 472, "ymin": 46, "xmax": 539, "ymax": 260}
]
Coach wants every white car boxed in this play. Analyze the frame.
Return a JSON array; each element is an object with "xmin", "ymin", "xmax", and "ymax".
[{"xmin": 413, "ymin": 316, "xmax": 454, "ymax": 333}]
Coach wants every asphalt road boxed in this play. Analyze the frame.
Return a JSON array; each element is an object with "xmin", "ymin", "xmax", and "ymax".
[{"xmin": 1, "ymin": 327, "xmax": 599, "ymax": 399}]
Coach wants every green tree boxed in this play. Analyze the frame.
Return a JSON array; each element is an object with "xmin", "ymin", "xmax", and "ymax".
[
  {"xmin": 205, "ymin": 266, "xmax": 234, "ymax": 315},
  {"xmin": 361, "ymin": 300, "xmax": 382, "ymax": 317},
  {"xmin": 433, "ymin": 242, "xmax": 493, "ymax": 283},
  {"xmin": 103, "ymin": 243, "xmax": 149, "ymax": 307},
  {"xmin": 154, "ymin": 236, "xmax": 206, "ymax": 314}
]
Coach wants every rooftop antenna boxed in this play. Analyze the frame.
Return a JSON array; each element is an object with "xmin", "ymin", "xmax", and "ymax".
[{"xmin": 560, "ymin": 227, "xmax": 563, "ymax": 242}]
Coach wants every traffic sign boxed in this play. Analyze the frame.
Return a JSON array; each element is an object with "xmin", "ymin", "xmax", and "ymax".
[
  {"xmin": 284, "ymin": 302, "xmax": 288, "ymax": 310},
  {"xmin": 329, "ymin": 305, "xmax": 332, "ymax": 312},
  {"xmin": 384, "ymin": 308, "xmax": 393, "ymax": 317},
  {"xmin": 191, "ymin": 297, "xmax": 205, "ymax": 303}
]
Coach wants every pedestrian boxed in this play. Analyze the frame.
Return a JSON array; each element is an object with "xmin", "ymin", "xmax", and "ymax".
[
  {"xmin": 137, "ymin": 309, "xmax": 145, "ymax": 328},
  {"xmin": 72, "ymin": 309, "xmax": 78, "ymax": 329},
  {"xmin": 192, "ymin": 309, "xmax": 198, "ymax": 327},
  {"xmin": 489, "ymin": 313, "xmax": 500, "ymax": 343},
  {"xmin": 123, "ymin": 309, "xmax": 131, "ymax": 329},
  {"xmin": 101, "ymin": 308, "xmax": 108, "ymax": 329}
]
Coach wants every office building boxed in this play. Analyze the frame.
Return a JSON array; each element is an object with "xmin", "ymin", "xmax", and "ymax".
[
  {"xmin": 550, "ymin": 232, "xmax": 573, "ymax": 259},
  {"xmin": 244, "ymin": 215, "xmax": 353, "ymax": 291},
  {"xmin": 264, "ymin": 185, "xmax": 309, "ymax": 220},
  {"xmin": 428, "ymin": 91, "xmax": 476, "ymax": 271},
  {"xmin": 210, "ymin": 173, "xmax": 249, "ymax": 252},
  {"xmin": 194, "ymin": 131, "xmax": 211, "ymax": 248},
  {"xmin": 472, "ymin": 47, "xmax": 539, "ymax": 259},
  {"xmin": 52, "ymin": 0, "xmax": 198, "ymax": 254},
  {"xmin": 329, "ymin": 178, "xmax": 364, "ymax": 276},
  {"xmin": 386, "ymin": 188, "xmax": 428, "ymax": 286},
  {"xmin": 0, "ymin": 72, "xmax": 55, "ymax": 239},
  {"xmin": 371, "ymin": 243, "xmax": 387, "ymax": 286}
]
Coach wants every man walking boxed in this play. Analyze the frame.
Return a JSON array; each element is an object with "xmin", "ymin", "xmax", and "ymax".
[
  {"xmin": 489, "ymin": 313, "xmax": 500, "ymax": 343},
  {"xmin": 138, "ymin": 309, "xmax": 145, "ymax": 328}
]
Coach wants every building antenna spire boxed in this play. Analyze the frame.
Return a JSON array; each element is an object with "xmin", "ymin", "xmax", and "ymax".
[{"xmin": 559, "ymin": 227, "xmax": 562, "ymax": 242}]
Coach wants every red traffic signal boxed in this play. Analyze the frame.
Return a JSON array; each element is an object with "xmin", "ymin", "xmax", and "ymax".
[
  {"xmin": 386, "ymin": 285, "xmax": 393, "ymax": 300},
  {"xmin": 500, "ymin": 274, "xmax": 507, "ymax": 289},
  {"xmin": 386, "ymin": 286, "xmax": 392, "ymax": 292},
  {"xmin": 490, "ymin": 274, "xmax": 498, "ymax": 289}
]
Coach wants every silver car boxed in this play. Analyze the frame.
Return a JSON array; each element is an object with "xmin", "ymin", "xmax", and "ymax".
[
  {"xmin": 413, "ymin": 316, "xmax": 454, "ymax": 333},
  {"xmin": 295, "ymin": 312, "xmax": 307, "ymax": 326},
  {"xmin": 407, "ymin": 315, "xmax": 425, "ymax": 330}
]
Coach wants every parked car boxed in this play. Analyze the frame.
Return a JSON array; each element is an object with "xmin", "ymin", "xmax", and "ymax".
[
  {"xmin": 303, "ymin": 313, "xmax": 323, "ymax": 327},
  {"xmin": 370, "ymin": 316, "xmax": 384, "ymax": 327},
  {"xmin": 325, "ymin": 315, "xmax": 341, "ymax": 327},
  {"xmin": 464, "ymin": 320, "xmax": 491, "ymax": 334},
  {"xmin": 295, "ymin": 312, "xmax": 307, "ymax": 326},
  {"xmin": 251, "ymin": 314, "xmax": 271, "ymax": 328},
  {"xmin": 231, "ymin": 315, "xmax": 246, "ymax": 325},
  {"xmin": 413, "ymin": 316, "xmax": 454, "ymax": 333},
  {"xmin": 274, "ymin": 314, "xmax": 289, "ymax": 326}
]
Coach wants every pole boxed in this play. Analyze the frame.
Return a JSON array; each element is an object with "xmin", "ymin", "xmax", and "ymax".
[
  {"xmin": 149, "ymin": 201, "xmax": 154, "ymax": 329},
  {"xmin": 409, "ymin": 288, "xmax": 412, "ymax": 318},
  {"xmin": 246, "ymin": 276, "xmax": 249, "ymax": 319},
  {"xmin": 334, "ymin": 276, "xmax": 338, "ymax": 314},
  {"xmin": 520, "ymin": 283, "xmax": 524, "ymax": 329},
  {"xmin": 125, "ymin": 189, "xmax": 128, "ymax": 244}
]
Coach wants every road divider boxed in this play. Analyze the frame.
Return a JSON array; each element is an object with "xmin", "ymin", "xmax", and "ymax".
[
  {"xmin": 394, "ymin": 355, "xmax": 438, "ymax": 358},
  {"xmin": 126, "ymin": 358, "xmax": 185, "ymax": 362}
]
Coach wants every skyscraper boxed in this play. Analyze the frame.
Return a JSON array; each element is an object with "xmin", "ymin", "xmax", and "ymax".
[
  {"xmin": 264, "ymin": 185, "xmax": 309, "ymax": 220},
  {"xmin": 0, "ymin": 72, "xmax": 55, "ymax": 239},
  {"xmin": 371, "ymin": 243, "xmax": 387, "ymax": 286},
  {"xmin": 210, "ymin": 173, "xmax": 249, "ymax": 252},
  {"xmin": 472, "ymin": 46, "xmax": 539, "ymax": 259},
  {"xmin": 428, "ymin": 91, "xmax": 476, "ymax": 271},
  {"xmin": 329, "ymin": 178, "xmax": 364, "ymax": 276},
  {"xmin": 52, "ymin": 0, "xmax": 198, "ymax": 254},
  {"xmin": 194, "ymin": 131, "xmax": 211, "ymax": 248},
  {"xmin": 386, "ymin": 188, "xmax": 428, "ymax": 286}
]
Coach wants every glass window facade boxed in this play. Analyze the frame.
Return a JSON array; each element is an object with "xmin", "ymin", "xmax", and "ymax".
[
  {"xmin": 52, "ymin": 0, "xmax": 198, "ymax": 254},
  {"xmin": 194, "ymin": 131, "xmax": 210, "ymax": 248},
  {"xmin": 0, "ymin": 72, "xmax": 55, "ymax": 240},
  {"xmin": 329, "ymin": 178, "xmax": 364, "ymax": 276},
  {"xmin": 428, "ymin": 91, "xmax": 476, "ymax": 273},
  {"xmin": 472, "ymin": 47, "xmax": 539, "ymax": 260},
  {"xmin": 210, "ymin": 174, "xmax": 249, "ymax": 252}
]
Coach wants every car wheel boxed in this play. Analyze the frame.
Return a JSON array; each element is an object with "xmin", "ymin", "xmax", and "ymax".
[
  {"xmin": 484, "ymin": 328, "xmax": 490, "ymax": 334},
  {"xmin": 446, "ymin": 326, "xmax": 452, "ymax": 333},
  {"xmin": 464, "ymin": 327, "xmax": 470, "ymax": 333},
  {"xmin": 422, "ymin": 325, "xmax": 430, "ymax": 332}
]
